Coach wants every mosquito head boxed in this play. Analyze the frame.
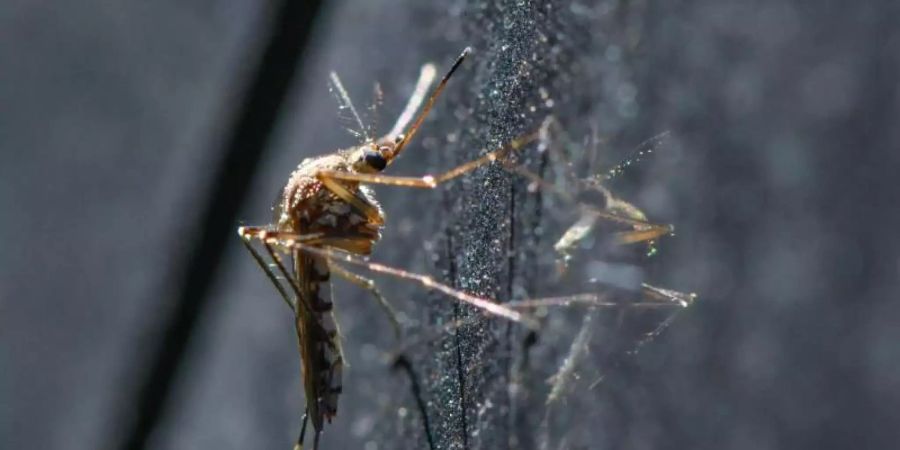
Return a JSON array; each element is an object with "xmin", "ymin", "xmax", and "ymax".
[
  {"xmin": 351, "ymin": 47, "xmax": 470, "ymax": 174},
  {"xmin": 350, "ymin": 136, "xmax": 401, "ymax": 173}
]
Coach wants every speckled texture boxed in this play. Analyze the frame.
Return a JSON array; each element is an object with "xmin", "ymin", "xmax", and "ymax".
[{"xmin": 5, "ymin": 0, "xmax": 900, "ymax": 449}]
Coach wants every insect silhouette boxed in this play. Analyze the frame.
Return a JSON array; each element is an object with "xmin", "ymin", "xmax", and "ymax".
[{"xmin": 238, "ymin": 48, "xmax": 694, "ymax": 449}]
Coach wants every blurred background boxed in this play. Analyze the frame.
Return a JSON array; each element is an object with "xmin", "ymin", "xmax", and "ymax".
[{"xmin": 2, "ymin": 1, "xmax": 899, "ymax": 449}]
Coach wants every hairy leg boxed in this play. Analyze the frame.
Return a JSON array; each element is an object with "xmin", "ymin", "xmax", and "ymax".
[{"xmin": 329, "ymin": 261, "xmax": 402, "ymax": 339}]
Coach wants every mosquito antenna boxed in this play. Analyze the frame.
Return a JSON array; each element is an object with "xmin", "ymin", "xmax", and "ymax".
[
  {"xmin": 390, "ymin": 47, "xmax": 471, "ymax": 157},
  {"xmin": 369, "ymin": 82, "xmax": 384, "ymax": 138},
  {"xmin": 601, "ymin": 130, "xmax": 671, "ymax": 180},
  {"xmin": 329, "ymin": 71, "xmax": 371, "ymax": 142}
]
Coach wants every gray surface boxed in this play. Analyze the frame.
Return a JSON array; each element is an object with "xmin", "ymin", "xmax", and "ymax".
[
  {"xmin": 4, "ymin": 0, "xmax": 900, "ymax": 449},
  {"xmin": 0, "ymin": 1, "xmax": 265, "ymax": 449}
]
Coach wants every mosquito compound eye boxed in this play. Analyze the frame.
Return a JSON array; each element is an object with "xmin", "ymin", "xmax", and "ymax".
[{"xmin": 363, "ymin": 148, "xmax": 387, "ymax": 171}]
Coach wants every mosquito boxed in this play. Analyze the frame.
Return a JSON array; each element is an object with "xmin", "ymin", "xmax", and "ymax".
[
  {"xmin": 238, "ymin": 47, "xmax": 519, "ymax": 450},
  {"xmin": 237, "ymin": 48, "xmax": 693, "ymax": 449}
]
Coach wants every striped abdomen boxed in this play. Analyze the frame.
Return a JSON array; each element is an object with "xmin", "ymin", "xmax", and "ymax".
[{"xmin": 294, "ymin": 250, "xmax": 343, "ymax": 431}]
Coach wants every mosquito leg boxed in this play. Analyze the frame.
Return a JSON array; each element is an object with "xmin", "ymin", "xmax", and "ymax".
[
  {"xmin": 506, "ymin": 155, "xmax": 673, "ymax": 275},
  {"xmin": 612, "ymin": 226, "xmax": 673, "ymax": 245},
  {"xmin": 238, "ymin": 227, "xmax": 342, "ymax": 324},
  {"xmin": 500, "ymin": 157, "xmax": 670, "ymax": 229},
  {"xmin": 239, "ymin": 235, "xmax": 296, "ymax": 313},
  {"xmin": 315, "ymin": 174, "xmax": 385, "ymax": 225},
  {"xmin": 383, "ymin": 284, "xmax": 694, "ymax": 361},
  {"xmin": 238, "ymin": 227, "xmax": 326, "ymax": 316},
  {"xmin": 520, "ymin": 133, "xmax": 664, "ymax": 275},
  {"xmin": 237, "ymin": 226, "xmax": 324, "ymax": 313},
  {"xmin": 504, "ymin": 290, "xmax": 691, "ymax": 309},
  {"xmin": 543, "ymin": 117, "xmax": 677, "ymax": 258},
  {"xmin": 261, "ymin": 236, "xmax": 533, "ymax": 326},
  {"xmin": 550, "ymin": 199, "xmax": 670, "ymax": 270},
  {"xmin": 243, "ymin": 230, "xmax": 402, "ymax": 339},
  {"xmin": 539, "ymin": 115, "xmax": 671, "ymax": 187},
  {"xmin": 251, "ymin": 230, "xmax": 693, "ymax": 334},
  {"xmin": 318, "ymin": 128, "xmax": 671, "ymax": 242},
  {"xmin": 329, "ymin": 261, "xmax": 403, "ymax": 339},
  {"xmin": 320, "ymin": 111, "xmax": 669, "ymax": 255},
  {"xmin": 546, "ymin": 308, "xmax": 596, "ymax": 405},
  {"xmin": 536, "ymin": 115, "xmax": 582, "ymax": 190},
  {"xmin": 513, "ymin": 124, "xmax": 674, "ymax": 223},
  {"xmin": 392, "ymin": 355, "xmax": 437, "ymax": 450},
  {"xmin": 265, "ymin": 236, "xmax": 694, "ymax": 326},
  {"xmin": 293, "ymin": 409, "xmax": 308, "ymax": 450},
  {"xmin": 316, "ymin": 130, "xmax": 540, "ymax": 189},
  {"xmin": 551, "ymin": 208, "xmax": 672, "ymax": 272},
  {"xmin": 640, "ymin": 283, "xmax": 697, "ymax": 308},
  {"xmin": 581, "ymin": 284, "xmax": 697, "ymax": 390},
  {"xmin": 238, "ymin": 227, "xmax": 325, "ymax": 245}
]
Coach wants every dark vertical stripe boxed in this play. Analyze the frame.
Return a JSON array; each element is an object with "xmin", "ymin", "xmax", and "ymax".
[
  {"xmin": 393, "ymin": 355, "xmax": 437, "ymax": 450},
  {"xmin": 446, "ymin": 230, "xmax": 469, "ymax": 450},
  {"xmin": 114, "ymin": 1, "xmax": 325, "ymax": 449}
]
